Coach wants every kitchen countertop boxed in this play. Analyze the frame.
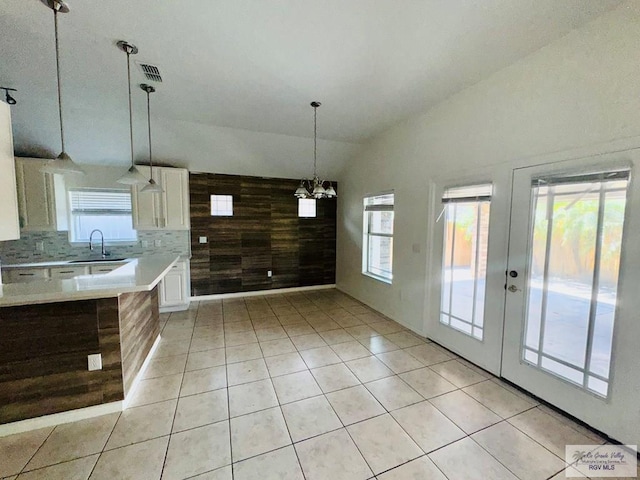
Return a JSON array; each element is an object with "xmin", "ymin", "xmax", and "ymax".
[
  {"xmin": 0, "ymin": 255, "xmax": 180, "ymax": 307},
  {"xmin": 1, "ymin": 259, "xmax": 130, "ymax": 268}
]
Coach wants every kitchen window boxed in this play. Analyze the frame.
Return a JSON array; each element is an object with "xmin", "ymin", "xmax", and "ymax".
[
  {"xmin": 363, "ymin": 192, "xmax": 394, "ymax": 283},
  {"xmin": 69, "ymin": 188, "xmax": 137, "ymax": 243}
]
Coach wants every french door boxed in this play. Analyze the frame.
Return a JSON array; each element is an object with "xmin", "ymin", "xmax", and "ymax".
[
  {"xmin": 430, "ymin": 154, "xmax": 640, "ymax": 445},
  {"xmin": 428, "ymin": 168, "xmax": 511, "ymax": 375},
  {"xmin": 501, "ymin": 157, "xmax": 640, "ymax": 446}
]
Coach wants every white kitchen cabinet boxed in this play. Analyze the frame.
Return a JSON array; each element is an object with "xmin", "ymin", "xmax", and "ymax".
[
  {"xmin": 4, "ymin": 268, "xmax": 49, "ymax": 283},
  {"xmin": 49, "ymin": 265, "xmax": 89, "ymax": 279},
  {"xmin": 131, "ymin": 166, "xmax": 190, "ymax": 230},
  {"xmin": 159, "ymin": 259, "xmax": 190, "ymax": 312},
  {"xmin": 89, "ymin": 264, "xmax": 121, "ymax": 274},
  {"xmin": 15, "ymin": 157, "xmax": 58, "ymax": 231},
  {"xmin": 0, "ymin": 101, "xmax": 20, "ymax": 241}
]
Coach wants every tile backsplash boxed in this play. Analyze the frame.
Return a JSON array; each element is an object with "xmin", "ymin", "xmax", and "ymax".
[{"xmin": 0, "ymin": 230, "xmax": 190, "ymax": 265}]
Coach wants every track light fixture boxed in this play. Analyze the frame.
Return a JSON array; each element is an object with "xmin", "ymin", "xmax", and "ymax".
[{"xmin": 1, "ymin": 87, "xmax": 17, "ymax": 105}]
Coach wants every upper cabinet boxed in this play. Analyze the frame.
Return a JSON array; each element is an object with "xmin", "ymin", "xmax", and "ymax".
[
  {"xmin": 131, "ymin": 166, "xmax": 190, "ymax": 230},
  {"xmin": 15, "ymin": 157, "xmax": 58, "ymax": 231},
  {"xmin": 0, "ymin": 102, "xmax": 20, "ymax": 241}
]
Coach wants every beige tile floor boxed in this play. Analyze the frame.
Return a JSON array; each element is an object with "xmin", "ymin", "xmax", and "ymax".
[{"xmin": 1, "ymin": 289, "xmax": 638, "ymax": 480}]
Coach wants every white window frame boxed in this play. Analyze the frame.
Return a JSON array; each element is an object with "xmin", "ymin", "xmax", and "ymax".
[
  {"xmin": 298, "ymin": 198, "xmax": 317, "ymax": 218},
  {"xmin": 362, "ymin": 191, "xmax": 394, "ymax": 284},
  {"xmin": 211, "ymin": 194, "xmax": 234, "ymax": 216},
  {"xmin": 68, "ymin": 188, "xmax": 137, "ymax": 244}
]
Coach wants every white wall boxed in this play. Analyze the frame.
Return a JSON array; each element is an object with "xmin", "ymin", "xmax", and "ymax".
[
  {"xmin": 336, "ymin": 0, "xmax": 640, "ymax": 446},
  {"xmin": 336, "ymin": 0, "xmax": 640, "ymax": 334}
]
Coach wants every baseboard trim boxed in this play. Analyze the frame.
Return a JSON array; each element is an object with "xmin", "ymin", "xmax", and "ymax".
[
  {"xmin": 0, "ymin": 334, "xmax": 162, "ymax": 438},
  {"xmin": 191, "ymin": 284, "xmax": 336, "ymax": 301},
  {"xmin": 0, "ymin": 401, "xmax": 123, "ymax": 438},
  {"xmin": 159, "ymin": 303, "xmax": 190, "ymax": 313}
]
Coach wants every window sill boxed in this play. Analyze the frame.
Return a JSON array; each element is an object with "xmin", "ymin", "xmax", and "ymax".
[{"xmin": 362, "ymin": 271, "xmax": 393, "ymax": 285}]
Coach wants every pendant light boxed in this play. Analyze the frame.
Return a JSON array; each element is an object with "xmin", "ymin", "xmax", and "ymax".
[
  {"xmin": 40, "ymin": 0, "xmax": 85, "ymax": 176},
  {"xmin": 116, "ymin": 41, "xmax": 147, "ymax": 185},
  {"xmin": 140, "ymin": 84, "xmax": 163, "ymax": 194},
  {"xmin": 294, "ymin": 101, "xmax": 336, "ymax": 199}
]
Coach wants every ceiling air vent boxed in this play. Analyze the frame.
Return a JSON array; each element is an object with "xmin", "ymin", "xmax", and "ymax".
[{"xmin": 136, "ymin": 62, "xmax": 163, "ymax": 82}]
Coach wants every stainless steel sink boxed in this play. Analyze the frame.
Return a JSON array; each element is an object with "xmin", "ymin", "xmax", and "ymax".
[{"xmin": 68, "ymin": 258, "xmax": 127, "ymax": 264}]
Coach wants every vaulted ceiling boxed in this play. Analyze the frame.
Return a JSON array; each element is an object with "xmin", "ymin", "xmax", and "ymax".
[{"xmin": 0, "ymin": 0, "xmax": 623, "ymax": 174}]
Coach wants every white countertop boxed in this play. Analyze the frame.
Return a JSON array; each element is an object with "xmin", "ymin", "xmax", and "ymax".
[{"xmin": 0, "ymin": 255, "xmax": 180, "ymax": 307}]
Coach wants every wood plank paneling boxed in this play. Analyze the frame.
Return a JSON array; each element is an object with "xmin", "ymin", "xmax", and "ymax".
[
  {"xmin": 0, "ymin": 299, "xmax": 124, "ymax": 424},
  {"xmin": 118, "ymin": 288, "xmax": 160, "ymax": 396},
  {"xmin": 189, "ymin": 172, "xmax": 337, "ymax": 296}
]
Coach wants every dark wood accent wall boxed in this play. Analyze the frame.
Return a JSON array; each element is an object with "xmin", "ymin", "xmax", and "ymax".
[
  {"xmin": 119, "ymin": 288, "xmax": 160, "ymax": 396},
  {"xmin": 0, "ymin": 287, "xmax": 160, "ymax": 424},
  {"xmin": 190, "ymin": 173, "xmax": 337, "ymax": 296},
  {"xmin": 0, "ymin": 299, "xmax": 124, "ymax": 424}
]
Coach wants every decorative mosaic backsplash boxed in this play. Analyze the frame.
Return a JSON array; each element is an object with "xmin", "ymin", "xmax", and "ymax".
[{"xmin": 0, "ymin": 230, "xmax": 190, "ymax": 265}]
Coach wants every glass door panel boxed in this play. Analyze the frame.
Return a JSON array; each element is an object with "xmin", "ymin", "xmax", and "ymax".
[
  {"xmin": 502, "ymin": 157, "xmax": 640, "ymax": 446},
  {"xmin": 522, "ymin": 173, "xmax": 628, "ymax": 397}
]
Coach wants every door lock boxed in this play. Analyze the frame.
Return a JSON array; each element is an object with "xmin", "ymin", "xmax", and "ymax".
[{"xmin": 508, "ymin": 285, "xmax": 519, "ymax": 293}]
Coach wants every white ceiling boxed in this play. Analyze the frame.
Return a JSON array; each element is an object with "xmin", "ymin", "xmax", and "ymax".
[{"xmin": 0, "ymin": 0, "xmax": 623, "ymax": 169}]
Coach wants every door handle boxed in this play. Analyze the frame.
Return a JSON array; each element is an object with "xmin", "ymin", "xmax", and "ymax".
[{"xmin": 508, "ymin": 285, "xmax": 520, "ymax": 293}]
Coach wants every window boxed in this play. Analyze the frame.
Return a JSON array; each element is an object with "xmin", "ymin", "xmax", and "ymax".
[
  {"xmin": 363, "ymin": 192, "xmax": 394, "ymax": 283},
  {"xmin": 211, "ymin": 195, "xmax": 233, "ymax": 216},
  {"xmin": 522, "ymin": 171, "xmax": 629, "ymax": 397},
  {"xmin": 298, "ymin": 198, "xmax": 316, "ymax": 218},
  {"xmin": 69, "ymin": 189, "xmax": 137, "ymax": 243},
  {"xmin": 440, "ymin": 184, "xmax": 492, "ymax": 340}
]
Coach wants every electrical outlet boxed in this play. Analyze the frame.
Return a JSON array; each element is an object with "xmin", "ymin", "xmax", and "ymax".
[
  {"xmin": 141, "ymin": 240, "xmax": 149, "ymax": 248},
  {"xmin": 88, "ymin": 353, "xmax": 102, "ymax": 371},
  {"xmin": 35, "ymin": 241, "xmax": 44, "ymax": 252},
  {"xmin": 154, "ymin": 239, "xmax": 162, "ymax": 247},
  {"xmin": 199, "ymin": 236, "xmax": 207, "ymax": 244},
  {"xmin": 267, "ymin": 270, "xmax": 272, "ymax": 278}
]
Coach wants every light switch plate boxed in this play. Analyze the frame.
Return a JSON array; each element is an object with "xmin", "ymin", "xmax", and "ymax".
[
  {"xmin": 154, "ymin": 239, "xmax": 162, "ymax": 247},
  {"xmin": 199, "ymin": 236, "xmax": 207, "ymax": 244},
  {"xmin": 267, "ymin": 270, "xmax": 272, "ymax": 278},
  {"xmin": 88, "ymin": 353, "xmax": 102, "ymax": 371},
  {"xmin": 35, "ymin": 241, "xmax": 44, "ymax": 252}
]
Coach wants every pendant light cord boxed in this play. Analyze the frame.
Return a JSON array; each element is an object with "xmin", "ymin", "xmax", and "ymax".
[
  {"xmin": 313, "ymin": 104, "xmax": 317, "ymax": 178},
  {"xmin": 126, "ymin": 50, "xmax": 135, "ymax": 169},
  {"xmin": 146, "ymin": 89, "xmax": 154, "ymax": 181},
  {"xmin": 53, "ymin": 8, "xmax": 65, "ymax": 152}
]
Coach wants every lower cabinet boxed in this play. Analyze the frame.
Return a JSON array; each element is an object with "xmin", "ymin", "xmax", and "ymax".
[
  {"xmin": 3, "ymin": 268, "xmax": 49, "ymax": 283},
  {"xmin": 49, "ymin": 266, "xmax": 89, "ymax": 279},
  {"xmin": 159, "ymin": 260, "xmax": 190, "ymax": 312}
]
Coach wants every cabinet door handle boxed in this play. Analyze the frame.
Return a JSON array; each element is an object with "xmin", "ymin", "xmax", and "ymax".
[
  {"xmin": 18, "ymin": 273, "xmax": 35, "ymax": 276},
  {"xmin": 58, "ymin": 270, "xmax": 75, "ymax": 274}
]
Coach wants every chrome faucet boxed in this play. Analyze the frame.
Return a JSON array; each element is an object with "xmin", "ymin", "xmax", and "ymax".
[{"xmin": 89, "ymin": 229, "xmax": 109, "ymax": 259}]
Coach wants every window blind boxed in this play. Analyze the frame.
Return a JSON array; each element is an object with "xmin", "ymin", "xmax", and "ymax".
[
  {"xmin": 442, "ymin": 184, "xmax": 492, "ymax": 204},
  {"xmin": 70, "ymin": 189, "xmax": 132, "ymax": 215},
  {"xmin": 364, "ymin": 192, "xmax": 394, "ymax": 212}
]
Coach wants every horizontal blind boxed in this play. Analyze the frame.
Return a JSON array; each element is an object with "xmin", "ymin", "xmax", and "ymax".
[
  {"xmin": 70, "ymin": 189, "xmax": 132, "ymax": 214},
  {"xmin": 364, "ymin": 192, "xmax": 394, "ymax": 211},
  {"xmin": 532, "ymin": 169, "xmax": 629, "ymax": 187},
  {"xmin": 442, "ymin": 184, "xmax": 492, "ymax": 203}
]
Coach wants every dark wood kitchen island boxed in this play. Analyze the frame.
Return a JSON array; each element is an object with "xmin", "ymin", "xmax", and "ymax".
[{"xmin": 0, "ymin": 255, "xmax": 179, "ymax": 431}]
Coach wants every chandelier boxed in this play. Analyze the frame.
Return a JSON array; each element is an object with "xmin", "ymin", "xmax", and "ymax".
[{"xmin": 294, "ymin": 101, "xmax": 336, "ymax": 199}]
